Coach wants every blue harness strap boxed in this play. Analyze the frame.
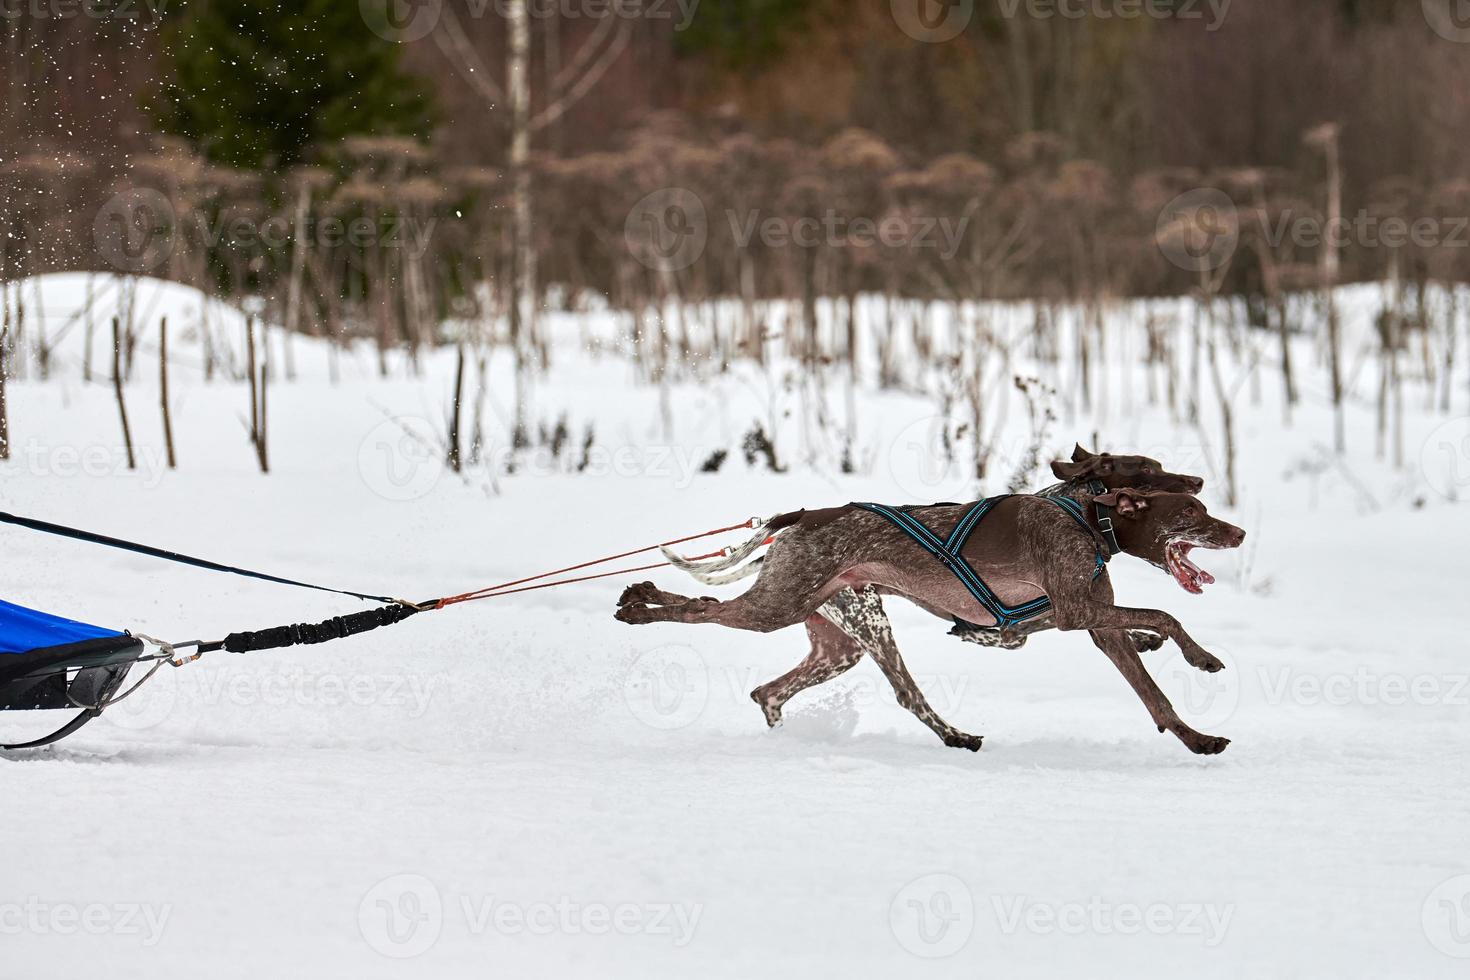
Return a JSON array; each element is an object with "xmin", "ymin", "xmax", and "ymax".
[{"xmin": 854, "ymin": 495, "xmax": 1108, "ymax": 628}]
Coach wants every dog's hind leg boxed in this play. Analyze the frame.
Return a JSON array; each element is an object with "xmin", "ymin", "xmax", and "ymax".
[
  {"xmin": 615, "ymin": 542, "xmax": 842, "ymax": 632},
  {"xmin": 833, "ymin": 587, "xmax": 984, "ymax": 752},
  {"xmin": 750, "ymin": 615, "xmax": 865, "ymax": 727},
  {"xmin": 618, "ymin": 581, "xmax": 692, "ymax": 608}
]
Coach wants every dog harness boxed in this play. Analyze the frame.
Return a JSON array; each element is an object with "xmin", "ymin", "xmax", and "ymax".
[{"xmin": 854, "ymin": 495, "xmax": 1113, "ymax": 629}]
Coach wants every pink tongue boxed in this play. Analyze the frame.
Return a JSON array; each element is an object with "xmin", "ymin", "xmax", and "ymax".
[{"xmin": 1179, "ymin": 549, "xmax": 1210, "ymax": 583}]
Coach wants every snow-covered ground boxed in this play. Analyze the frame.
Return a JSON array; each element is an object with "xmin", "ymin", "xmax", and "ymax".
[{"xmin": 2, "ymin": 274, "xmax": 1468, "ymax": 978}]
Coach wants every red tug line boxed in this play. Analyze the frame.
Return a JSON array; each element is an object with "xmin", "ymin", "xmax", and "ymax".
[{"xmin": 435, "ymin": 518, "xmax": 767, "ymax": 608}]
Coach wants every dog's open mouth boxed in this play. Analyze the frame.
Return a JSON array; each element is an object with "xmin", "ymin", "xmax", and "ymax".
[{"xmin": 1165, "ymin": 541, "xmax": 1215, "ymax": 594}]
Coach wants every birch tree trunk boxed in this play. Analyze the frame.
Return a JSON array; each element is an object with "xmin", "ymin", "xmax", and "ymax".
[
  {"xmin": 0, "ymin": 324, "xmax": 10, "ymax": 462},
  {"xmin": 508, "ymin": 0, "xmax": 536, "ymax": 447}
]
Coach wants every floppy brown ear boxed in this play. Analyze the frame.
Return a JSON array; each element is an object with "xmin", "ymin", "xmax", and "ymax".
[
  {"xmin": 1071, "ymin": 443, "xmax": 1095, "ymax": 462},
  {"xmin": 1051, "ymin": 459, "xmax": 1089, "ymax": 480},
  {"xmin": 1094, "ymin": 489, "xmax": 1149, "ymax": 516}
]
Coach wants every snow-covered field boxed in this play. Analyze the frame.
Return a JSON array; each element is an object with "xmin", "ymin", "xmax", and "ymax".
[{"xmin": 2, "ymin": 274, "xmax": 1469, "ymax": 978}]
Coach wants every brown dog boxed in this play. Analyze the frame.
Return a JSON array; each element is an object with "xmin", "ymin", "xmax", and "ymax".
[{"xmin": 616, "ymin": 487, "xmax": 1244, "ymax": 755}]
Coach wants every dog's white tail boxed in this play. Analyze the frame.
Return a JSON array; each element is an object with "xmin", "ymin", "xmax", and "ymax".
[{"xmin": 661, "ymin": 520, "xmax": 774, "ymax": 586}]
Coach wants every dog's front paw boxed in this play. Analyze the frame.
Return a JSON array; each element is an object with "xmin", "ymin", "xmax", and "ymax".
[
  {"xmin": 942, "ymin": 732, "xmax": 985, "ymax": 752},
  {"xmin": 1184, "ymin": 647, "xmax": 1225, "ymax": 673},
  {"xmin": 618, "ymin": 581, "xmax": 661, "ymax": 607},
  {"xmin": 614, "ymin": 602, "xmax": 654, "ymax": 624}
]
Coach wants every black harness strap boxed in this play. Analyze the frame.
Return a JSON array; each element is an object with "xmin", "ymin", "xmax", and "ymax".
[
  {"xmin": 0, "ymin": 511, "xmax": 396, "ymax": 604},
  {"xmin": 1085, "ymin": 479, "xmax": 1122, "ymax": 557}
]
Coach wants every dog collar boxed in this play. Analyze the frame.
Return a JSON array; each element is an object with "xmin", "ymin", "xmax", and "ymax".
[{"xmin": 1087, "ymin": 479, "xmax": 1122, "ymax": 558}]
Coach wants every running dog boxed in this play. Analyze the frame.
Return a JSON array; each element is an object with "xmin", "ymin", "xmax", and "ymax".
[{"xmin": 615, "ymin": 486, "xmax": 1244, "ymax": 755}]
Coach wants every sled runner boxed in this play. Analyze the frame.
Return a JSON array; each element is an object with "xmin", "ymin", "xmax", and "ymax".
[{"xmin": 0, "ymin": 599, "xmax": 150, "ymax": 749}]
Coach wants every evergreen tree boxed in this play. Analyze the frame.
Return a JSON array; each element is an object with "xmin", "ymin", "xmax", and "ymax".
[
  {"xmin": 675, "ymin": 0, "xmax": 815, "ymax": 70},
  {"xmin": 153, "ymin": 0, "xmax": 432, "ymax": 169}
]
